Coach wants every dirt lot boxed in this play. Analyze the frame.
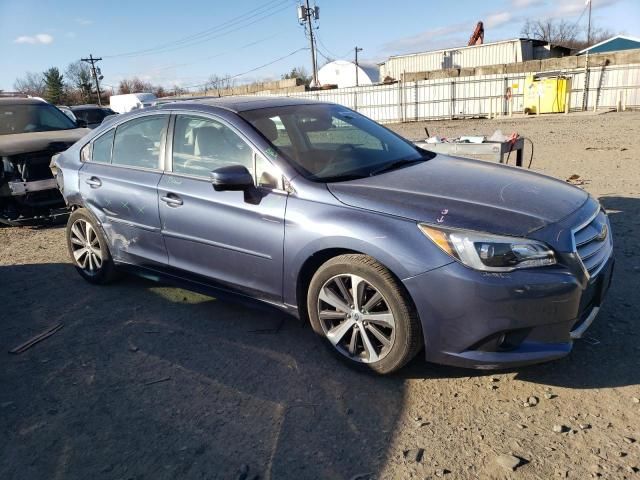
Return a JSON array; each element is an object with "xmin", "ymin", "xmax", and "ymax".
[{"xmin": 1, "ymin": 111, "xmax": 639, "ymax": 480}]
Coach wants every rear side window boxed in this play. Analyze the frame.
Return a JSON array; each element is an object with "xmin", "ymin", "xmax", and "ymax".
[
  {"xmin": 92, "ymin": 129, "xmax": 114, "ymax": 164},
  {"xmin": 112, "ymin": 115, "xmax": 167, "ymax": 169}
]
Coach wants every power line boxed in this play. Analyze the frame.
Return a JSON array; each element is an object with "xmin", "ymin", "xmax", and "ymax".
[
  {"xmin": 315, "ymin": 34, "xmax": 351, "ymax": 61},
  {"xmin": 129, "ymin": 32, "xmax": 283, "ymax": 77},
  {"xmin": 182, "ymin": 47, "xmax": 308, "ymax": 90},
  {"xmin": 104, "ymin": 0, "xmax": 287, "ymax": 58},
  {"xmin": 104, "ymin": 0, "xmax": 293, "ymax": 58},
  {"xmin": 569, "ymin": 2, "xmax": 590, "ymax": 35}
]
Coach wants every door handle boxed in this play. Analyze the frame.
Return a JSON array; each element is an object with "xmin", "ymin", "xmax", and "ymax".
[
  {"xmin": 160, "ymin": 194, "xmax": 183, "ymax": 207},
  {"xmin": 85, "ymin": 177, "xmax": 102, "ymax": 188}
]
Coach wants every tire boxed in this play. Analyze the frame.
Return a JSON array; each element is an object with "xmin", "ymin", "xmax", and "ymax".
[
  {"xmin": 66, "ymin": 208, "xmax": 119, "ymax": 284},
  {"xmin": 307, "ymin": 254, "xmax": 422, "ymax": 374}
]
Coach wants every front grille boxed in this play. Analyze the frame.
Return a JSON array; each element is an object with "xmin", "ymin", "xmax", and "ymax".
[
  {"xmin": 11, "ymin": 149, "xmax": 67, "ymax": 182},
  {"xmin": 572, "ymin": 209, "xmax": 613, "ymax": 277}
]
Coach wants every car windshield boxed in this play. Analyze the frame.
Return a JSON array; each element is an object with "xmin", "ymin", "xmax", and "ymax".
[
  {"xmin": 0, "ymin": 103, "xmax": 77, "ymax": 135},
  {"xmin": 240, "ymin": 104, "xmax": 432, "ymax": 182}
]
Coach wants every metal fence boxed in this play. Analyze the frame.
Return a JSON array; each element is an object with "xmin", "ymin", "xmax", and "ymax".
[{"xmin": 260, "ymin": 63, "xmax": 640, "ymax": 124}]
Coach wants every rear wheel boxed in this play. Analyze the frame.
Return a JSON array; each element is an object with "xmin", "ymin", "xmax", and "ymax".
[
  {"xmin": 307, "ymin": 254, "xmax": 422, "ymax": 374},
  {"xmin": 66, "ymin": 208, "xmax": 118, "ymax": 284}
]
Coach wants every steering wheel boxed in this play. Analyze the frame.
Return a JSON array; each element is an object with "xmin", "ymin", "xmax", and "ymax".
[
  {"xmin": 315, "ymin": 144, "xmax": 356, "ymax": 177},
  {"xmin": 330, "ymin": 143, "xmax": 356, "ymax": 162}
]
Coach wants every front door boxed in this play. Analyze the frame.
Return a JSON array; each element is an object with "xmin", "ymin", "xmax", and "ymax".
[
  {"xmin": 79, "ymin": 113, "xmax": 169, "ymax": 266},
  {"xmin": 158, "ymin": 114, "xmax": 287, "ymax": 301}
]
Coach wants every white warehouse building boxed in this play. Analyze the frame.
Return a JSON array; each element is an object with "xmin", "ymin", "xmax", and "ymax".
[{"xmin": 379, "ymin": 38, "xmax": 571, "ymax": 81}]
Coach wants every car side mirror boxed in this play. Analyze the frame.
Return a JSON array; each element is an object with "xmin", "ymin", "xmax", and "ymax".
[
  {"xmin": 210, "ymin": 165, "xmax": 254, "ymax": 191},
  {"xmin": 76, "ymin": 119, "xmax": 88, "ymax": 128}
]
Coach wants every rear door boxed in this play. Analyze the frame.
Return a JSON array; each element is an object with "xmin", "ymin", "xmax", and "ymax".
[
  {"xmin": 78, "ymin": 113, "xmax": 169, "ymax": 266},
  {"xmin": 158, "ymin": 113, "xmax": 287, "ymax": 301}
]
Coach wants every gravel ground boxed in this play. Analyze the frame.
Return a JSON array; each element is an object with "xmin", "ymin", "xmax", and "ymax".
[{"xmin": 1, "ymin": 111, "xmax": 639, "ymax": 479}]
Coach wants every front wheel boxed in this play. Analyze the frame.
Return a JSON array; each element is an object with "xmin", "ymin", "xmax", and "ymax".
[
  {"xmin": 307, "ymin": 254, "xmax": 423, "ymax": 374},
  {"xmin": 66, "ymin": 208, "xmax": 119, "ymax": 284}
]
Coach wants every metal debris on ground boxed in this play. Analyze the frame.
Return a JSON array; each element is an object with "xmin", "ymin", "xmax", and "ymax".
[
  {"xmin": 403, "ymin": 448, "xmax": 424, "ymax": 463},
  {"xmin": 143, "ymin": 376, "xmax": 171, "ymax": 386},
  {"xmin": 9, "ymin": 322, "xmax": 64, "ymax": 354},
  {"xmin": 566, "ymin": 174, "xmax": 590, "ymax": 186}
]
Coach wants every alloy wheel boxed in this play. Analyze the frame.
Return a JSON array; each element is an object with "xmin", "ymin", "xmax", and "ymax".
[
  {"xmin": 69, "ymin": 219, "xmax": 103, "ymax": 273},
  {"xmin": 317, "ymin": 274, "xmax": 396, "ymax": 363}
]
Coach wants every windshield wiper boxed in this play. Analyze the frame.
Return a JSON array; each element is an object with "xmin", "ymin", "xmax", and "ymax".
[{"xmin": 369, "ymin": 157, "xmax": 427, "ymax": 177}]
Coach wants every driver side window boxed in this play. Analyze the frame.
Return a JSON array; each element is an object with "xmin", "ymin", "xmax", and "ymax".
[{"xmin": 172, "ymin": 115, "xmax": 254, "ymax": 178}]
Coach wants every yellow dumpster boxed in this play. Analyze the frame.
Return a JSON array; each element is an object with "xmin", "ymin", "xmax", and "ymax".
[{"xmin": 524, "ymin": 75, "xmax": 571, "ymax": 114}]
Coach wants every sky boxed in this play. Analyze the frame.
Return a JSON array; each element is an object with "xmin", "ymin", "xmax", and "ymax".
[{"xmin": 1, "ymin": 0, "xmax": 638, "ymax": 92}]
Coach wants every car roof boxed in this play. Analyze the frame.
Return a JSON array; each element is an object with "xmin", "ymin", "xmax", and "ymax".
[
  {"xmin": 156, "ymin": 95, "xmax": 326, "ymax": 113},
  {"xmin": 0, "ymin": 97, "xmax": 48, "ymax": 105}
]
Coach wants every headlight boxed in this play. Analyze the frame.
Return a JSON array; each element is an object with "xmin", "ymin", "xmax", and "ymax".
[{"xmin": 419, "ymin": 224, "xmax": 556, "ymax": 272}]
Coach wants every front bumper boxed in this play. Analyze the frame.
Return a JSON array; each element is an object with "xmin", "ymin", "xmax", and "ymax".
[{"xmin": 403, "ymin": 255, "xmax": 614, "ymax": 369}]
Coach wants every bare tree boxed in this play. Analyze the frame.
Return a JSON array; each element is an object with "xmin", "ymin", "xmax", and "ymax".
[
  {"xmin": 65, "ymin": 61, "xmax": 94, "ymax": 104},
  {"xmin": 117, "ymin": 77, "xmax": 153, "ymax": 94},
  {"xmin": 204, "ymin": 74, "xmax": 235, "ymax": 95},
  {"xmin": 13, "ymin": 72, "xmax": 46, "ymax": 97},
  {"xmin": 171, "ymin": 85, "xmax": 187, "ymax": 96},
  {"xmin": 152, "ymin": 85, "xmax": 167, "ymax": 98},
  {"xmin": 521, "ymin": 18, "xmax": 615, "ymax": 50},
  {"xmin": 521, "ymin": 18, "xmax": 580, "ymax": 46}
]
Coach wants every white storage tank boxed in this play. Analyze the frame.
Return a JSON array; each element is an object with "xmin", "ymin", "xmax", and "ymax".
[{"xmin": 318, "ymin": 60, "xmax": 379, "ymax": 88}]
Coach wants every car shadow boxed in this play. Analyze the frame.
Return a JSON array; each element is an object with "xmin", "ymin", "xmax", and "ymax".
[
  {"xmin": 1, "ymin": 196, "xmax": 638, "ymax": 478},
  {"xmin": 0, "ymin": 262, "xmax": 406, "ymax": 480}
]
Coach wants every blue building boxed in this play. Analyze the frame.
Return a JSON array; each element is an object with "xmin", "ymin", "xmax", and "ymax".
[{"xmin": 577, "ymin": 35, "xmax": 640, "ymax": 55}]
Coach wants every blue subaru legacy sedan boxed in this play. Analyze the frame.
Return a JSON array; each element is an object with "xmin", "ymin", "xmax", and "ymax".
[{"xmin": 53, "ymin": 97, "xmax": 614, "ymax": 374}]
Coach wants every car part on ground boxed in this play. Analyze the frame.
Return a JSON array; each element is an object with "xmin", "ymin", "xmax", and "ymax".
[{"xmin": 54, "ymin": 96, "xmax": 614, "ymax": 374}]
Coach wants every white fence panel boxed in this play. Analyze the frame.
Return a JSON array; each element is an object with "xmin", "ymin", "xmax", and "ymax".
[{"xmin": 257, "ymin": 63, "xmax": 640, "ymax": 123}]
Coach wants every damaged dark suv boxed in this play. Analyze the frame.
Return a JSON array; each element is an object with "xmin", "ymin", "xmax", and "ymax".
[{"xmin": 0, "ymin": 97, "xmax": 89, "ymax": 225}]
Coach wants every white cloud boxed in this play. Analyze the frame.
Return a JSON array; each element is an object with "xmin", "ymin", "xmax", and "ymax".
[
  {"xmin": 511, "ymin": 0, "xmax": 545, "ymax": 7},
  {"xmin": 14, "ymin": 33, "xmax": 54, "ymax": 45},
  {"xmin": 485, "ymin": 12, "xmax": 513, "ymax": 28},
  {"xmin": 554, "ymin": 0, "xmax": 619, "ymax": 16},
  {"xmin": 75, "ymin": 18, "xmax": 93, "ymax": 25},
  {"xmin": 382, "ymin": 22, "xmax": 469, "ymax": 53}
]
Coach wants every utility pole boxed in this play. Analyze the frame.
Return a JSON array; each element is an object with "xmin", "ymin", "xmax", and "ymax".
[
  {"xmin": 298, "ymin": 1, "xmax": 319, "ymax": 87},
  {"xmin": 582, "ymin": 0, "xmax": 593, "ymax": 111},
  {"xmin": 355, "ymin": 46, "xmax": 363, "ymax": 86},
  {"xmin": 586, "ymin": 0, "xmax": 592, "ymax": 45},
  {"xmin": 81, "ymin": 54, "xmax": 103, "ymax": 106}
]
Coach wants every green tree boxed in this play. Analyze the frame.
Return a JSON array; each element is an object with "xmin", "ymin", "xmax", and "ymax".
[
  {"xmin": 43, "ymin": 67, "xmax": 65, "ymax": 104},
  {"xmin": 282, "ymin": 66, "xmax": 311, "ymax": 86}
]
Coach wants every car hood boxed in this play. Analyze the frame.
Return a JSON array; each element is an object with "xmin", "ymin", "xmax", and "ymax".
[
  {"xmin": 327, "ymin": 155, "xmax": 588, "ymax": 237},
  {"xmin": 0, "ymin": 128, "xmax": 90, "ymax": 156}
]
